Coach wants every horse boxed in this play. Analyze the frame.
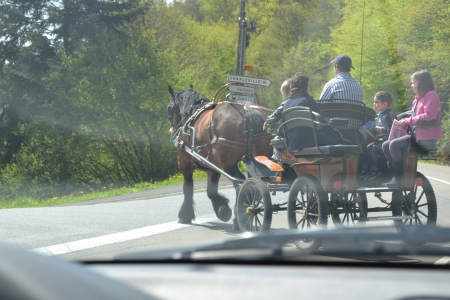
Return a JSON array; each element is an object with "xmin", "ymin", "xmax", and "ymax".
[{"xmin": 167, "ymin": 85, "xmax": 272, "ymax": 229}]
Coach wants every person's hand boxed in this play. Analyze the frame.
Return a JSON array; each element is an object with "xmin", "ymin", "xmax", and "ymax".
[
  {"xmin": 263, "ymin": 122, "xmax": 270, "ymax": 130},
  {"xmin": 399, "ymin": 119, "xmax": 406, "ymax": 127},
  {"xmin": 372, "ymin": 126, "xmax": 383, "ymax": 134}
]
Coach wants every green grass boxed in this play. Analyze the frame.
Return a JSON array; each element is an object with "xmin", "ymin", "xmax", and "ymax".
[{"xmin": 0, "ymin": 171, "xmax": 208, "ymax": 209}]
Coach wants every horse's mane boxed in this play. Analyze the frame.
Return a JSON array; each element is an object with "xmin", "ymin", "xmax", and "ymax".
[{"xmin": 174, "ymin": 88, "xmax": 211, "ymax": 116}]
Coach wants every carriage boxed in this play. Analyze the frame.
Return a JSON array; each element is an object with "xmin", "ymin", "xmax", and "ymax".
[
  {"xmin": 168, "ymin": 85, "xmax": 438, "ymax": 251},
  {"xmin": 235, "ymin": 99, "xmax": 437, "ymax": 250}
]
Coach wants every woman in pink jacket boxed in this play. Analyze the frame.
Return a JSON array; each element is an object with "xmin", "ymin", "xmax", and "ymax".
[{"xmin": 382, "ymin": 70, "xmax": 442, "ymax": 187}]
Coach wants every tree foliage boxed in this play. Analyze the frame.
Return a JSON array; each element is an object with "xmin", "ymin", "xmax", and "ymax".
[{"xmin": 0, "ymin": 0, "xmax": 449, "ymax": 201}]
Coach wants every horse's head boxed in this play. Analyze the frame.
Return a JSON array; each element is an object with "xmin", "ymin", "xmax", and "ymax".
[{"xmin": 167, "ymin": 85, "xmax": 210, "ymax": 132}]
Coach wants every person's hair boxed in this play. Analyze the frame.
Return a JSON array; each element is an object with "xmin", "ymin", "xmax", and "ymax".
[
  {"xmin": 336, "ymin": 64, "xmax": 351, "ymax": 73},
  {"xmin": 374, "ymin": 91, "xmax": 392, "ymax": 107},
  {"xmin": 289, "ymin": 72, "xmax": 309, "ymax": 97},
  {"xmin": 281, "ymin": 79, "xmax": 291, "ymax": 95},
  {"xmin": 412, "ymin": 70, "xmax": 435, "ymax": 94}
]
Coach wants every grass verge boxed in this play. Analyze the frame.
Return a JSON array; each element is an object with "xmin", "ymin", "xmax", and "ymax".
[{"xmin": 0, "ymin": 171, "xmax": 208, "ymax": 209}]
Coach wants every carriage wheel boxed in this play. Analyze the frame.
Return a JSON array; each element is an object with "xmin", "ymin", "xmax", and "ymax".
[
  {"xmin": 331, "ymin": 193, "xmax": 368, "ymax": 227},
  {"xmin": 393, "ymin": 172, "xmax": 437, "ymax": 245},
  {"xmin": 287, "ymin": 175, "xmax": 328, "ymax": 251},
  {"xmin": 236, "ymin": 178, "xmax": 272, "ymax": 233}
]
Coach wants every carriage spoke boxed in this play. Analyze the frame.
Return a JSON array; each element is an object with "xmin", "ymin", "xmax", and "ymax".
[
  {"xmin": 256, "ymin": 216, "xmax": 262, "ymax": 227},
  {"xmin": 415, "ymin": 191, "xmax": 425, "ymax": 205},
  {"xmin": 245, "ymin": 215, "xmax": 252, "ymax": 227},
  {"xmin": 254, "ymin": 196, "xmax": 262, "ymax": 208},
  {"xmin": 417, "ymin": 209, "xmax": 428, "ymax": 219},
  {"xmin": 418, "ymin": 203, "xmax": 428, "ymax": 208},
  {"xmin": 244, "ymin": 193, "xmax": 252, "ymax": 206},
  {"xmin": 308, "ymin": 213, "xmax": 319, "ymax": 217},
  {"xmin": 300, "ymin": 188, "xmax": 306, "ymax": 202},
  {"xmin": 416, "ymin": 216, "xmax": 423, "ymax": 225},
  {"xmin": 301, "ymin": 218, "xmax": 306, "ymax": 229},
  {"xmin": 252, "ymin": 192, "xmax": 260, "ymax": 207}
]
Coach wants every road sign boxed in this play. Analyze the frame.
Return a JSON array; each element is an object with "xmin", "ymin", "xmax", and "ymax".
[
  {"xmin": 226, "ymin": 93, "xmax": 255, "ymax": 102},
  {"xmin": 244, "ymin": 65, "xmax": 253, "ymax": 72},
  {"xmin": 227, "ymin": 74, "xmax": 272, "ymax": 87},
  {"xmin": 227, "ymin": 85, "xmax": 255, "ymax": 94}
]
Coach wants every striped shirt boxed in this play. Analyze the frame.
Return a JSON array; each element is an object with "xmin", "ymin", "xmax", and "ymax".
[{"xmin": 319, "ymin": 72, "xmax": 363, "ymax": 101}]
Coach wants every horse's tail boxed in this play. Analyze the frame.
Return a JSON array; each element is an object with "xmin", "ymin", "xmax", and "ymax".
[
  {"xmin": 243, "ymin": 104, "xmax": 274, "ymax": 158},
  {"xmin": 244, "ymin": 106, "xmax": 265, "ymax": 135}
]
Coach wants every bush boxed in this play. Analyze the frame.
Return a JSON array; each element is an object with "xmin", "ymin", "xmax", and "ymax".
[{"xmin": 438, "ymin": 114, "xmax": 450, "ymax": 164}]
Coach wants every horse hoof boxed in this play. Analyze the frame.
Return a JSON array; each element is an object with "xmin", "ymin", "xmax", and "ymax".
[
  {"xmin": 232, "ymin": 224, "xmax": 241, "ymax": 231},
  {"xmin": 178, "ymin": 218, "xmax": 192, "ymax": 224},
  {"xmin": 218, "ymin": 205, "xmax": 232, "ymax": 222},
  {"xmin": 232, "ymin": 218, "xmax": 240, "ymax": 231}
]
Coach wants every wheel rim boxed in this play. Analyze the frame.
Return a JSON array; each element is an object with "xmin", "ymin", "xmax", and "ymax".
[
  {"xmin": 237, "ymin": 178, "xmax": 271, "ymax": 233},
  {"xmin": 394, "ymin": 172, "xmax": 437, "ymax": 237},
  {"xmin": 332, "ymin": 193, "xmax": 367, "ymax": 227},
  {"xmin": 291, "ymin": 181, "xmax": 321, "ymax": 247},
  {"xmin": 402, "ymin": 179, "xmax": 433, "ymax": 227}
]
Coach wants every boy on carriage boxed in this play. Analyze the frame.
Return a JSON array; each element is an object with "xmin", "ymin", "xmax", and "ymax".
[
  {"xmin": 263, "ymin": 72, "xmax": 348, "ymax": 158},
  {"xmin": 359, "ymin": 91, "xmax": 396, "ymax": 180}
]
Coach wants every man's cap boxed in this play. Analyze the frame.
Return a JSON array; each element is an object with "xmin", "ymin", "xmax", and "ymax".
[{"xmin": 332, "ymin": 54, "xmax": 355, "ymax": 69}]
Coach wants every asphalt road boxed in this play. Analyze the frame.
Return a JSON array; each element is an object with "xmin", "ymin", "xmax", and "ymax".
[{"xmin": 1, "ymin": 162, "xmax": 450, "ymax": 262}]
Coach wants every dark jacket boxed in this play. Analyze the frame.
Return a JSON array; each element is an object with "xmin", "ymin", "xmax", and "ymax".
[
  {"xmin": 266, "ymin": 95, "xmax": 344, "ymax": 152},
  {"xmin": 375, "ymin": 108, "xmax": 396, "ymax": 140}
]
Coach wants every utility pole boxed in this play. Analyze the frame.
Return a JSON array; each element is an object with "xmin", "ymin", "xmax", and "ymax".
[{"xmin": 235, "ymin": 0, "xmax": 247, "ymax": 76}]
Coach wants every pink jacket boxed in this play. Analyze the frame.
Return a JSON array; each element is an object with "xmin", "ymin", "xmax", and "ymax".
[{"xmin": 404, "ymin": 90, "xmax": 442, "ymax": 141}]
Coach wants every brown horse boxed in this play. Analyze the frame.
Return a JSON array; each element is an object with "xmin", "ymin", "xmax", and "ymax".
[{"xmin": 167, "ymin": 85, "xmax": 272, "ymax": 229}]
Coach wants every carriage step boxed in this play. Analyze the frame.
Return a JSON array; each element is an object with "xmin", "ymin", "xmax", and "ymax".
[{"xmin": 357, "ymin": 216, "xmax": 415, "ymax": 221}]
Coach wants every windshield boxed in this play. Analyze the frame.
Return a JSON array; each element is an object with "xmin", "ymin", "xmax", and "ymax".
[{"xmin": 0, "ymin": 0, "xmax": 449, "ymax": 264}]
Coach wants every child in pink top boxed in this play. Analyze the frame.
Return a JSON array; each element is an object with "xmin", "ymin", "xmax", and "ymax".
[{"xmin": 381, "ymin": 70, "xmax": 442, "ymax": 187}]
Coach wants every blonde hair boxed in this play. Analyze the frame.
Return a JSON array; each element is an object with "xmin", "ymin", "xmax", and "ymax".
[{"xmin": 281, "ymin": 79, "xmax": 291, "ymax": 95}]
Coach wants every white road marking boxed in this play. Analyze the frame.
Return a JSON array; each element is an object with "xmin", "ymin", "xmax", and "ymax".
[
  {"xmin": 434, "ymin": 256, "xmax": 450, "ymax": 265},
  {"xmin": 32, "ymin": 214, "xmax": 219, "ymax": 256},
  {"xmin": 427, "ymin": 176, "xmax": 450, "ymax": 186}
]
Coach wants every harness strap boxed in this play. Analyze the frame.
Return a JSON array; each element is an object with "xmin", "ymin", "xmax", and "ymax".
[{"xmin": 211, "ymin": 138, "xmax": 246, "ymax": 149}]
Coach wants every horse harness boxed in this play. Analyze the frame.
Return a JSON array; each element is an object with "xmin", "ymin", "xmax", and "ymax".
[{"xmin": 170, "ymin": 102, "xmax": 251, "ymax": 168}]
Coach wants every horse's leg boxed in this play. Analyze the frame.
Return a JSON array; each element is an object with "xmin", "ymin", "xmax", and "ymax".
[
  {"xmin": 223, "ymin": 164, "xmax": 246, "ymax": 231},
  {"xmin": 207, "ymin": 171, "xmax": 232, "ymax": 222},
  {"xmin": 178, "ymin": 156, "xmax": 196, "ymax": 224}
]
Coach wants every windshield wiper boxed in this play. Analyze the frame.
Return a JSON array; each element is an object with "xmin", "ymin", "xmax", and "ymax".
[{"xmin": 115, "ymin": 226, "xmax": 450, "ymax": 261}]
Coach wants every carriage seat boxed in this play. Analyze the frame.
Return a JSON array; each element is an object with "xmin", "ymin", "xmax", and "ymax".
[
  {"xmin": 316, "ymin": 99, "xmax": 376, "ymax": 144},
  {"xmin": 270, "ymin": 106, "xmax": 360, "ymax": 157},
  {"xmin": 270, "ymin": 137, "xmax": 359, "ymax": 156},
  {"xmin": 407, "ymin": 140, "xmax": 438, "ymax": 155}
]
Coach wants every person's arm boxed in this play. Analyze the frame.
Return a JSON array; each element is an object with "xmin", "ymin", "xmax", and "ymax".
[
  {"xmin": 263, "ymin": 103, "xmax": 284, "ymax": 129},
  {"xmin": 381, "ymin": 111, "xmax": 395, "ymax": 134},
  {"xmin": 319, "ymin": 82, "xmax": 332, "ymax": 100},
  {"xmin": 404, "ymin": 91, "xmax": 440, "ymax": 127}
]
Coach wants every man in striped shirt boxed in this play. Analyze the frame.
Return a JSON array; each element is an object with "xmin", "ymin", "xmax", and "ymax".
[
  {"xmin": 318, "ymin": 54, "xmax": 364, "ymax": 144},
  {"xmin": 319, "ymin": 54, "xmax": 363, "ymax": 101}
]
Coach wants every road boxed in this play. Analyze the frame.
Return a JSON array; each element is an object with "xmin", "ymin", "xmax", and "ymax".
[{"xmin": 0, "ymin": 162, "xmax": 450, "ymax": 261}]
